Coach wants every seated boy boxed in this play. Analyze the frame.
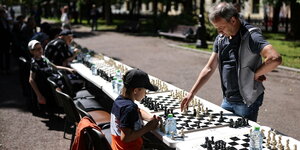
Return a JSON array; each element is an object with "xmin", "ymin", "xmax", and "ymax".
[
  {"xmin": 110, "ymin": 69, "xmax": 161, "ymax": 150},
  {"xmin": 28, "ymin": 40, "xmax": 74, "ymax": 112}
]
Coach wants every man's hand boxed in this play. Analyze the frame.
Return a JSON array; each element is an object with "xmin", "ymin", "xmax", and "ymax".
[
  {"xmin": 254, "ymin": 74, "xmax": 266, "ymax": 82},
  {"xmin": 180, "ymin": 93, "xmax": 194, "ymax": 112}
]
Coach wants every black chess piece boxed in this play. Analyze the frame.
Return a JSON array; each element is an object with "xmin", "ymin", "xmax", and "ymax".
[
  {"xmin": 193, "ymin": 108, "xmax": 197, "ymax": 116},
  {"xmin": 154, "ymin": 102, "xmax": 158, "ymax": 111},
  {"xmin": 185, "ymin": 120, "xmax": 189, "ymax": 127},
  {"xmin": 207, "ymin": 141, "xmax": 213, "ymax": 150},
  {"xmin": 202, "ymin": 137, "xmax": 209, "ymax": 148},
  {"xmin": 218, "ymin": 111, "xmax": 224, "ymax": 122},
  {"xmin": 211, "ymin": 136, "xmax": 214, "ymax": 144},
  {"xmin": 229, "ymin": 119, "xmax": 234, "ymax": 128}
]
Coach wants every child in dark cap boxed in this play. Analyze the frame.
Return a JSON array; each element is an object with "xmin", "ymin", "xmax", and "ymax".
[{"xmin": 110, "ymin": 68, "xmax": 161, "ymax": 150}]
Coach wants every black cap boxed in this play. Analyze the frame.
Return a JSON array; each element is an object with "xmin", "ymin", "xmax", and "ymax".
[
  {"xmin": 123, "ymin": 69, "xmax": 158, "ymax": 91},
  {"xmin": 59, "ymin": 29, "xmax": 73, "ymax": 36}
]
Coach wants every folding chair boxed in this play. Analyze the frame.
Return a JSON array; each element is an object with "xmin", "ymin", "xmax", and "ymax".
[
  {"xmin": 47, "ymin": 76, "xmax": 63, "ymax": 108},
  {"xmin": 55, "ymin": 89, "xmax": 81, "ymax": 147},
  {"xmin": 84, "ymin": 128, "xmax": 112, "ymax": 150},
  {"xmin": 57, "ymin": 70, "xmax": 93, "ymax": 99},
  {"xmin": 74, "ymin": 100, "xmax": 110, "ymax": 130}
]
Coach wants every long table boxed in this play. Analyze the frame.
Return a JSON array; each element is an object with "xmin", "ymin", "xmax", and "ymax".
[{"xmin": 71, "ymin": 56, "xmax": 300, "ymax": 149}]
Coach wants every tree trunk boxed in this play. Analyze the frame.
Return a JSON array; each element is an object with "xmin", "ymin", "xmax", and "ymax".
[
  {"xmin": 153, "ymin": 0, "xmax": 158, "ymax": 31},
  {"xmin": 129, "ymin": 0, "xmax": 136, "ymax": 18},
  {"xmin": 164, "ymin": 0, "xmax": 171, "ymax": 16},
  {"xmin": 137, "ymin": 0, "xmax": 141, "ymax": 20},
  {"xmin": 288, "ymin": 0, "xmax": 300, "ymax": 39},
  {"xmin": 196, "ymin": 0, "xmax": 207, "ymax": 48},
  {"xmin": 272, "ymin": 1, "xmax": 282, "ymax": 33},
  {"xmin": 105, "ymin": 0, "xmax": 112, "ymax": 25},
  {"xmin": 182, "ymin": 0, "xmax": 193, "ymax": 15}
]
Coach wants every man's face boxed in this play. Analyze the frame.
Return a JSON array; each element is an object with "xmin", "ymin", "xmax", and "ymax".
[
  {"xmin": 64, "ymin": 35, "xmax": 73, "ymax": 45},
  {"xmin": 211, "ymin": 17, "xmax": 238, "ymax": 37}
]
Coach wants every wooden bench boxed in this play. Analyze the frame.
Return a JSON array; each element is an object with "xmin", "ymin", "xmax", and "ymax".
[
  {"xmin": 117, "ymin": 20, "xmax": 140, "ymax": 32},
  {"xmin": 158, "ymin": 25, "xmax": 197, "ymax": 42}
]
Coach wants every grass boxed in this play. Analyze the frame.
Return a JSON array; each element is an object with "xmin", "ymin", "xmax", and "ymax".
[{"xmin": 181, "ymin": 33, "xmax": 300, "ymax": 69}]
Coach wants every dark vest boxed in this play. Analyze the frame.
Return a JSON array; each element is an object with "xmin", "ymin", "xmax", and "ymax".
[{"xmin": 218, "ymin": 28, "xmax": 265, "ymax": 106}]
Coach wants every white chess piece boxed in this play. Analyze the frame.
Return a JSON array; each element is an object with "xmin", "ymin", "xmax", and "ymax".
[
  {"xmin": 180, "ymin": 128, "xmax": 185, "ymax": 137},
  {"xmin": 286, "ymin": 139, "xmax": 290, "ymax": 150}
]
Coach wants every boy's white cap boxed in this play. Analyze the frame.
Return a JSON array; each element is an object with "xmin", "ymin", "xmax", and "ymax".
[{"xmin": 28, "ymin": 40, "xmax": 41, "ymax": 51}]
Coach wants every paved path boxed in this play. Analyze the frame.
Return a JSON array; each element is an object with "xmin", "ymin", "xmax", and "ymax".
[{"xmin": 73, "ymin": 26, "xmax": 300, "ymax": 140}]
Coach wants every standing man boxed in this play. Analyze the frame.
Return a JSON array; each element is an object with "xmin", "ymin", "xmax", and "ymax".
[
  {"xmin": 180, "ymin": 2, "xmax": 282, "ymax": 122},
  {"xmin": 90, "ymin": 4, "xmax": 99, "ymax": 31}
]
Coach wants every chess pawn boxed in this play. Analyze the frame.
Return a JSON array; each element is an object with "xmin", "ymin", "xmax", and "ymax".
[
  {"xmin": 180, "ymin": 128, "xmax": 185, "ymax": 137},
  {"xmin": 286, "ymin": 139, "xmax": 290, "ymax": 150},
  {"xmin": 267, "ymin": 130, "xmax": 271, "ymax": 148},
  {"xmin": 271, "ymin": 132, "xmax": 277, "ymax": 149},
  {"xmin": 205, "ymin": 107, "xmax": 209, "ymax": 115},
  {"xmin": 293, "ymin": 144, "xmax": 297, "ymax": 150},
  {"xmin": 277, "ymin": 136, "xmax": 283, "ymax": 150},
  {"xmin": 261, "ymin": 129, "xmax": 265, "ymax": 139},
  {"xmin": 208, "ymin": 114, "xmax": 213, "ymax": 122},
  {"xmin": 196, "ymin": 109, "xmax": 200, "ymax": 118},
  {"xmin": 201, "ymin": 105, "xmax": 205, "ymax": 114}
]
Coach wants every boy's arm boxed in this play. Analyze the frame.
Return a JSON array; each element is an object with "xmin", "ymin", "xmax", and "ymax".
[
  {"xmin": 63, "ymin": 48, "xmax": 80, "ymax": 66},
  {"xmin": 50, "ymin": 63, "xmax": 75, "ymax": 73},
  {"xmin": 139, "ymin": 109, "xmax": 154, "ymax": 121},
  {"xmin": 120, "ymin": 118, "xmax": 159, "ymax": 143},
  {"xmin": 29, "ymin": 71, "xmax": 46, "ymax": 104}
]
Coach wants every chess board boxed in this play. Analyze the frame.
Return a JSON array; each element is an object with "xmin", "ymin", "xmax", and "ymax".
[
  {"xmin": 157, "ymin": 109, "xmax": 232, "ymax": 133},
  {"xmin": 199, "ymin": 134, "xmax": 270, "ymax": 150},
  {"xmin": 139, "ymin": 92, "xmax": 181, "ymax": 113}
]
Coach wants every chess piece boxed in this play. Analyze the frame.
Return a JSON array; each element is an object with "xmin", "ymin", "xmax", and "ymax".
[
  {"xmin": 193, "ymin": 108, "xmax": 197, "ymax": 117},
  {"xmin": 205, "ymin": 107, "xmax": 209, "ymax": 115},
  {"xmin": 293, "ymin": 144, "xmax": 297, "ymax": 150},
  {"xmin": 180, "ymin": 128, "xmax": 185, "ymax": 137},
  {"xmin": 271, "ymin": 132, "xmax": 277, "ymax": 149},
  {"xmin": 229, "ymin": 119, "xmax": 234, "ymax": 128},
  {"xmin": 286, "ymin": 139, "xmax": 290, "ymax": 150},
  {"xmin": 208, "ymin": 114, "xmax": 213, "ymax": 122},
  {"xmin": 218, "ymin": 111, "xmax": 224, "ymax": 122},
  {"xmin": 202, "ymin": 137, "xmax": 209, "ymax": 148},
  {"xmin": 171, "ymin": 131, "xmax": 175, "ymax": 140},
  {"xmin": 267, "ymin": 130, "xmax": 271, "ymax": 148},
  {"xmin": 261, "ymin": 129, "xmax": 265, "ymax": 139},
  {"xmin": 211, "ymin": 136, "xmax": 214, "ymax": 144},
  {"xmin": 196, "ymin": 108, "xmax": 200, "ymax": 118},
  {"xmin": 277, "ymin": 135, "xmax": 283, "ymax": 150}
]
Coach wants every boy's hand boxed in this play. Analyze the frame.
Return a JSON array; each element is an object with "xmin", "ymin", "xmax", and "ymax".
[
  {"xmin": 66, "ymin": 68, "xmax": 76, "ymax": 74},
  {"xmin": 146, "ymin": 115, "xmax": 160, "ymax": 130},
  {"xmin": 37, "ymin": 95, "xmax": 46, "ymax": 104},
  {"xmin": 74, "ymin": 48, "xmax": 80, "ymax": 55}
]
